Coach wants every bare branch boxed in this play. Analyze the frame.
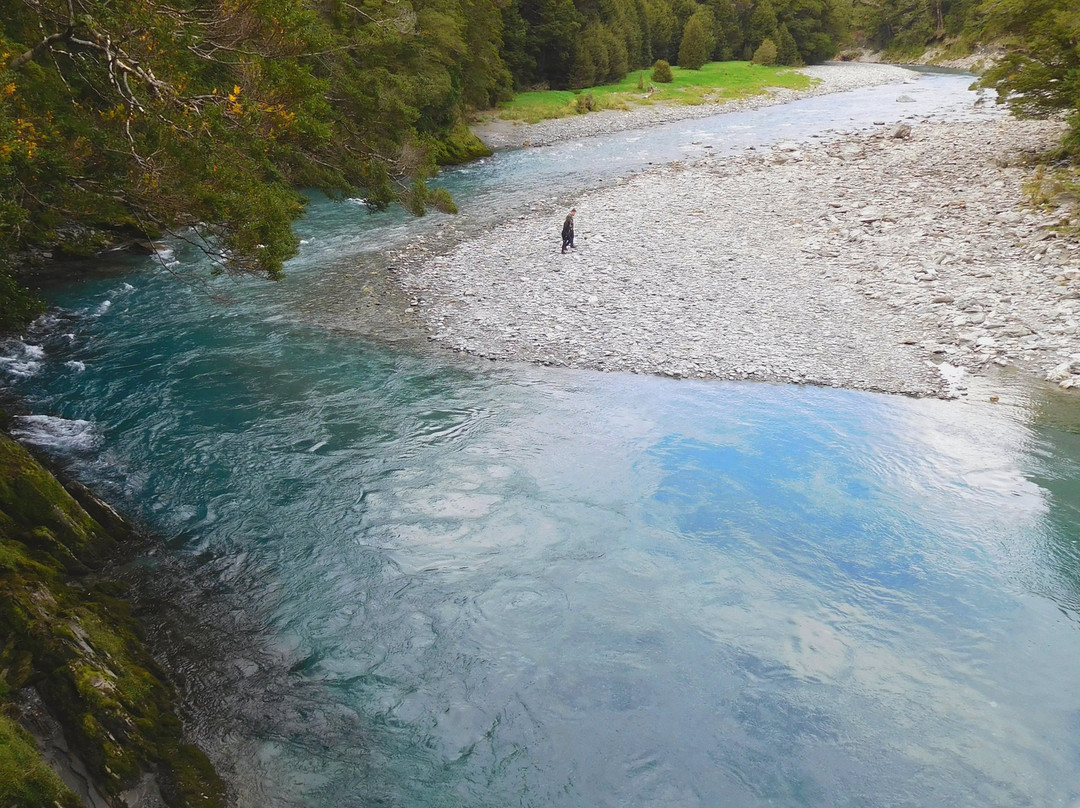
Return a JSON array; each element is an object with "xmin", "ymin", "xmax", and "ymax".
[
  {"xmin": 9, "ymin": 29, "xmax": 70, "ymax": 70},
  {"xmin": 342, "ymin": 2, "xmax": 416, "ymax": 34}
]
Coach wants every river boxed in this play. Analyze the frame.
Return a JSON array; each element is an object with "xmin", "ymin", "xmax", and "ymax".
[{"xmin": 4, "ymin": 70, "xmax": 1080, "ymax": 807}]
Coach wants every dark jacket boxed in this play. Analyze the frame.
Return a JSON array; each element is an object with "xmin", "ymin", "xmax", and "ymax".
[{"xmin": 562, "ymin": 215, "xmax": 574, "ymax": 239}]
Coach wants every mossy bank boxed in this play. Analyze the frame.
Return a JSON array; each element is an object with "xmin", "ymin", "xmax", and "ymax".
[{"xmin": 0, "ymin": 424, "xmax": 227, "ymax": 808}]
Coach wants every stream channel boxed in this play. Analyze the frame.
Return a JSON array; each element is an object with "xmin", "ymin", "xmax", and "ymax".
[{"xmin": 4, "ymin": 69, "xmax": 1080, "ymax": 807}]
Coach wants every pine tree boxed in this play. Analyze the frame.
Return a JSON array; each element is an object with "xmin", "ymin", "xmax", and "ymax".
[
  {"xmin": 775, "ymin": 23, "xmax": 801, "ymax": 65},
  {"xmin": 678, "ymin": 11, "xmax": 716, "ymax": 69},
  {"xmin": 780, "ymin": 0, "xmax": 842, "ymax": 63},
  {"xmin": 704, "ymin": 0, "xmax": 743, "ymax": 60},
  {"xmin": 752, "ymin": 37, "xmax": 778, "ymax": 64},
  {"xmin": 748, "ymin": 0, "xmax": 778, "ymax": 49},
  {"xmin": 978, "ymin": 0, "xmax": 1080, "ymax": 154}
]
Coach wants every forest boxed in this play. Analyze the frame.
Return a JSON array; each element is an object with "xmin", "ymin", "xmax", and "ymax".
[{"xmin": 1, "ymin": 0, "xmax": 1078, "ymax": 324}]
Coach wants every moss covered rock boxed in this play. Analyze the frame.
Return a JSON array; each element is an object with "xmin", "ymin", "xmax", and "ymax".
[
  {"xmin": 0, "ymin": 433, "xmax": 227, "ymax": 808},
  {"xmin": 429, "ymin": 123, "xmax": 493, "ymax": 166},
  {"xmin": 0, "ymin": 711, "xmax": 80, "ymax": 807},
  {"xmin": 0, "ymin": 438, "xmax": 114, "ymax": 573}
]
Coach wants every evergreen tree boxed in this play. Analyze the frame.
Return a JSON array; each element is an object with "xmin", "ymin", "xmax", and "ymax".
[
  {"xmin": 705, "ymin": 0, "xmax": 744, "ymax": 60},
  {"xmin": 978, "ymin": 0, "xmax": 1080, "ymax": 154},
  {"xmin": 748, "ymin": 0, "xmax": 779, "ymax": 48},
  {"xmin": 518, "ymin": 0, "xmax": 583, "ymax": 87},
  {"xmin": 632, "ymin": 0, "xmax": 655, "ymax": 65},
  {"xmin": 779, "ymin": 0, "xmax": 842, "ymax": 63},
  {"xmin": 501, "ymin": 0, "xmax": 538, "ymax": 88},
  {"xmin": 851, "ymin": 0, "xmax": 975, "ymax": 52},
  {"xmin": 645, "ymin": 0, "xmax": 680, "ymax": 62},
  {"xmin": 678, "ymin": 10, "xmax": 716, "ymax": 69},
  {"xmin": 571, "ymin": 23, "xmax": 609, "ymax": 87},
  {"xmin": 0, "ymin": 0, "xmax": 504, "ymax": 279},
  {"xmin": 752, "ymin": 36, "xmax": 778, "ymax": 64},
  {"xmin": 604, "ymin": 25, "xmax": 632, "ymax": 79},
  {"xmin": 461, "ymin": 0, "xmax": 515, "ymax": 106},
  {"xmin": 775, "ymin": 22, "xmax": 801, "ymax": 64}
]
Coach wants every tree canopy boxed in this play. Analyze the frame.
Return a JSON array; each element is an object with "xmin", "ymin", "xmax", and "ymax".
[
  {"xmin": 976, "ymin": 0, "xmax": 1080, "ymax": 155},
  {"xmin": 678, "ymin": 10, "xmax": 716, "ymax": 69},
  {"xmin": 0, "ymin": 0, "xmax": 501, "ymax": 280}
]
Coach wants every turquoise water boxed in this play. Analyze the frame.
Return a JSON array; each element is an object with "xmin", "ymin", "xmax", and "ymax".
[{"xmin": 4, "ymin": 72, "xmax": 1080, "ymax": 807}]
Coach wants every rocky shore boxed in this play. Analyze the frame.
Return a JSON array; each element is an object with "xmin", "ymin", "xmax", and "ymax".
[
  {"xmin": 0, "ymin": 426, "xmax": 228, "ymax": 808},
  {"xmin": 471, "ymin": 63, "xmax": 918, "ymax": 150},
  {"xmin": 393, "ymin": 64, "xmax": 1078, "ymax": 398}
]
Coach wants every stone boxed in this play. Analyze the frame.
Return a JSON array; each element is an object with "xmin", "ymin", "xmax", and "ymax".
[
  {"xmin": 858, "ymin": 206, "xmax": 890, "ymax": 223},
  {"xmin": 1047, "ymin": 361, "xmax": 1073, "ymax": 382},
  {"xmin": 835, "ymin": 143, "xmax": 864, "ymax": 160}
]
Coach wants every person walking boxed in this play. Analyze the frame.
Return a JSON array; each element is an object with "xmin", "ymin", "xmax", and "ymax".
[{"xmin": 561, "ymin": 208, "xmax": 576, "ymax": 253}]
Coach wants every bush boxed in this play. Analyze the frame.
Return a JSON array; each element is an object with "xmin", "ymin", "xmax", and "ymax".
[
  {"xmin": 752, "ymin": 38, "xmax": 778, "ymax": 66},
  {"xmin": 0, "ymin": 268, "xmax": 44, "ymax": 332},
  {"xmin": 574, "ymin": 92, "xmax": 596, "ymax": 113},
  {"xmin": 651, "ymin": 60, "xmax": 673, "ymax": 83}
]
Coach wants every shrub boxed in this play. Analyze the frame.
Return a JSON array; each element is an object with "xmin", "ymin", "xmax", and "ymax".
[
  {"xmin": 752, "ymin": 38, "xmax": 778, "ymax": 66},
  {"xmin": 574, "ymin": 92, "xmax": 596, "ymax": 113},
  {"xmin": 0, "ymin": 268, "xmax": 44, "ymax": 332},
  {"xmin": 651, "ymin": 60, "xmax": 673, "ymax": 83}
]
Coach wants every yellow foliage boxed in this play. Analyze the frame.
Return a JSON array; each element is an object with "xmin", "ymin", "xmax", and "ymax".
[{"xmin": 8, "ymin": 117, "xmax": 40, "ymax": 159}]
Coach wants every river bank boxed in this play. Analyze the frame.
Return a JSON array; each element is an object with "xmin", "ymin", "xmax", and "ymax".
[
  {"xmin": 0, "ymin": 425, "xmax": 228, "ymax": 808},
  {"xmin": 471, "ymin": 63, "xmax": 920, "ymax": 150},
  {"xmin": 390, "ymin": 64, "xmax": 1077, "ymax": 398}
]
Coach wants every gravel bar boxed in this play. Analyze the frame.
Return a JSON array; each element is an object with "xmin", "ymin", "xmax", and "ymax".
[{"xmin": 391, "ymin": 64, "xmax": 1079, "ymax": 398}]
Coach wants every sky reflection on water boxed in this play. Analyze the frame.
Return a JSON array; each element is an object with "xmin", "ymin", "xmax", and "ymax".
[{"xmin": 2, "ymin": 68, "xmax": 1079, "ymax": 807}]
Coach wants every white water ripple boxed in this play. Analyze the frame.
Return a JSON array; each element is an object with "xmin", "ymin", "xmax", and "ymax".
[
  {"xmin": 9, "ymin": 414, "xmax": 99, "ymax": 452},
  {"xmin": 0, "ymin": 341, "xmax": 45, "ymax": 378}
]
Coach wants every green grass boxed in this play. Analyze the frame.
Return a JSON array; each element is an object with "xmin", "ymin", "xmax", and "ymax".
[
  {"xmin": 493, "ymin": 61, "xmax": 815, "ymax": 123},
  {"xmin": 0, "ymin": 713, "xmax": 79, "ymax": 808}
]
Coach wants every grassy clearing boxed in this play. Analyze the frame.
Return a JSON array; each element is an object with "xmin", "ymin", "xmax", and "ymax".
[{"xmin": 494, "ymin": 61, "xmax": 814, "ymax": 123}]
